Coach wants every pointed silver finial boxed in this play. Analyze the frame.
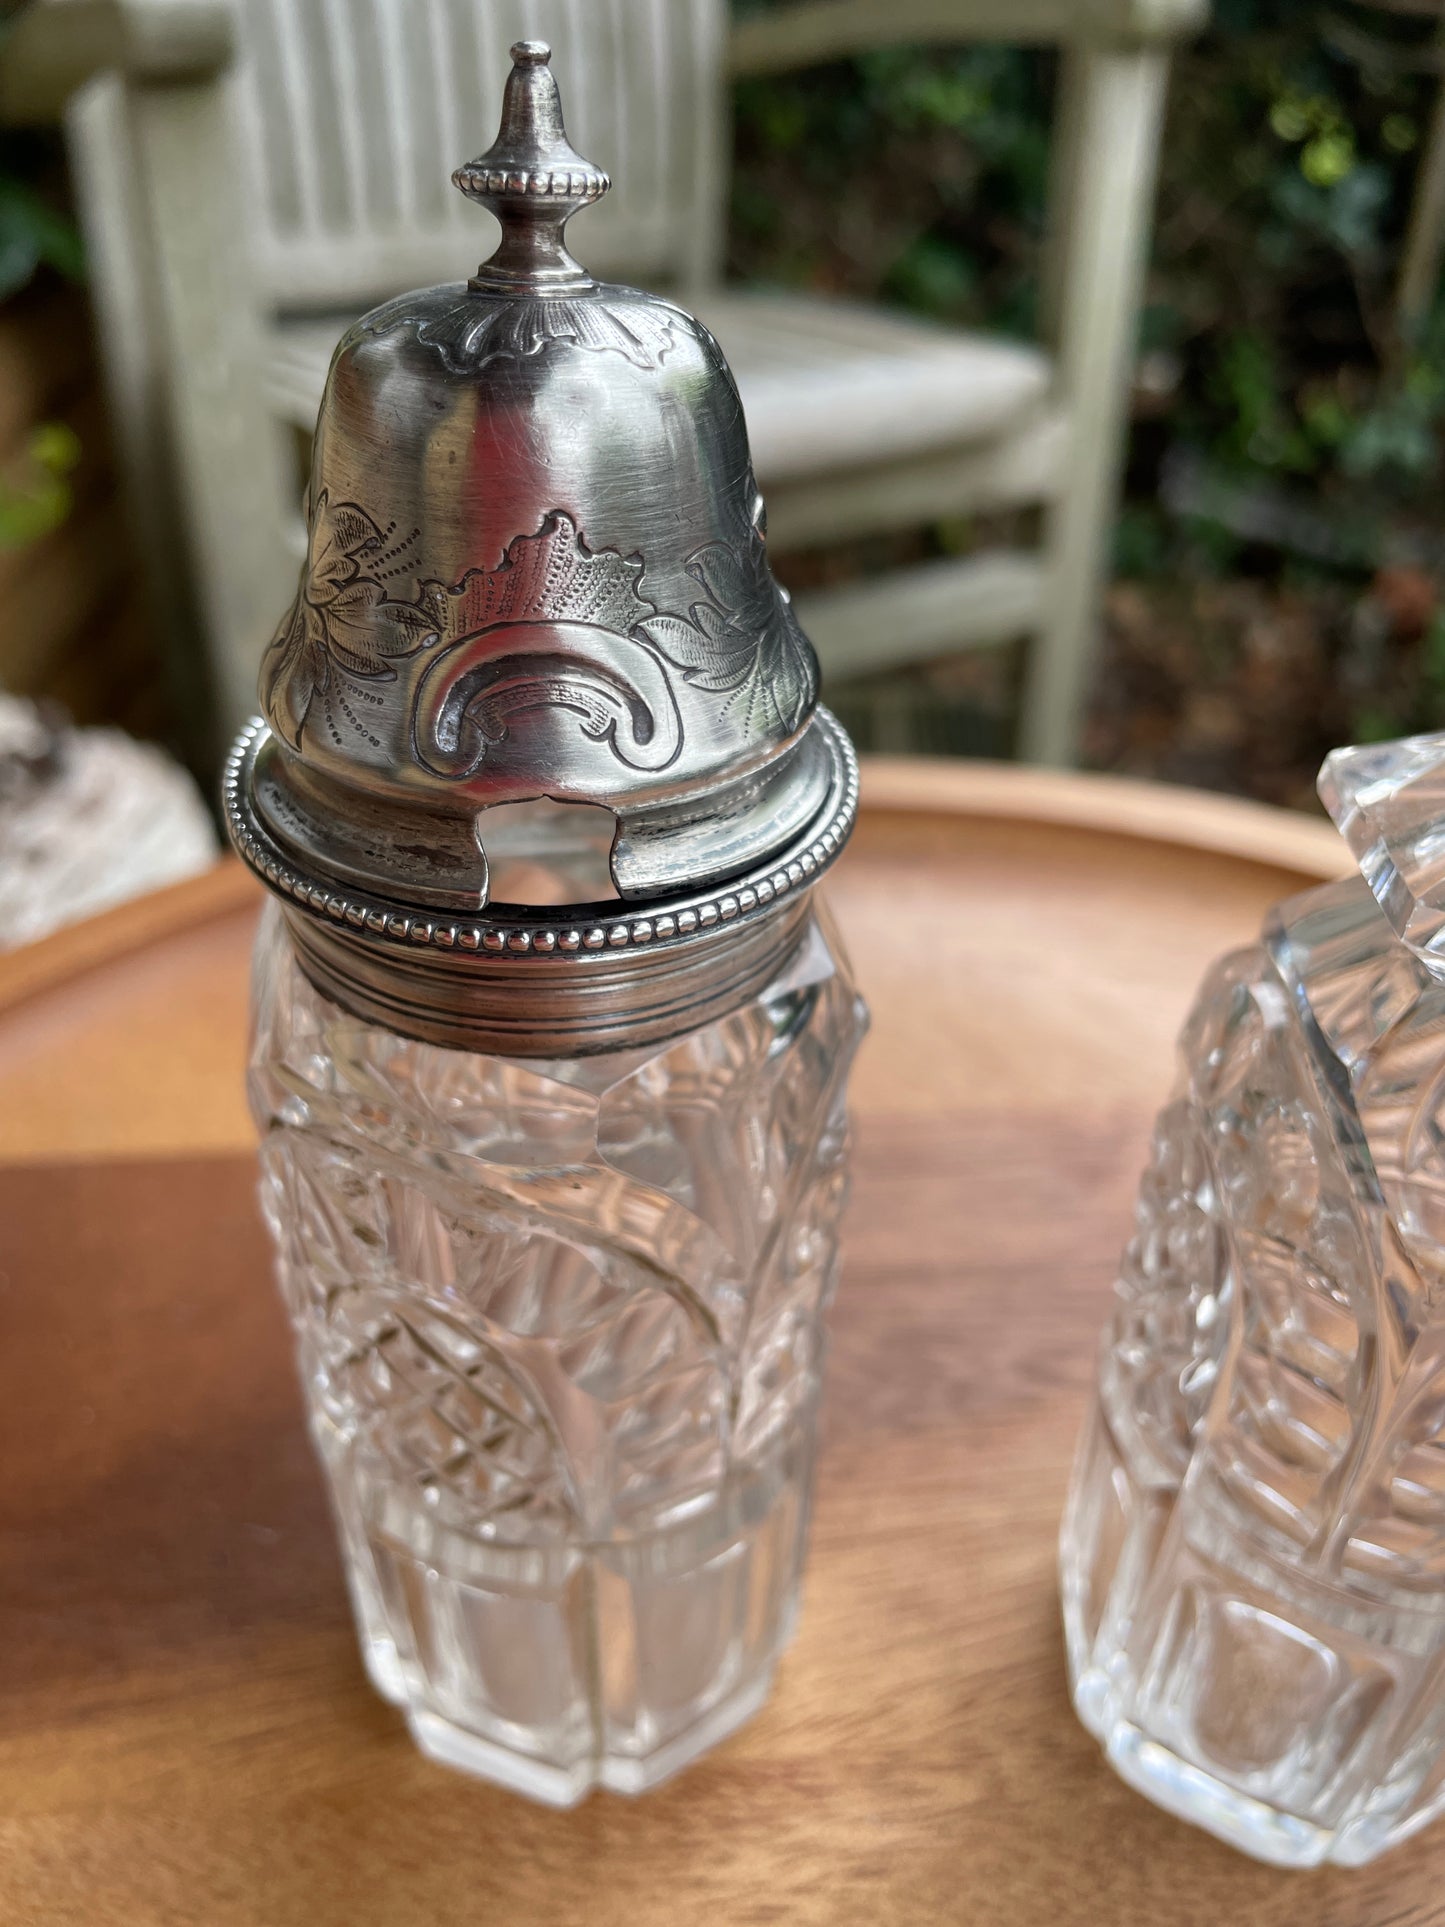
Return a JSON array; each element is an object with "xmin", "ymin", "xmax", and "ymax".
[{"xmin": 453, "ymin": 41, "xmax": 610, "ymax": 293}]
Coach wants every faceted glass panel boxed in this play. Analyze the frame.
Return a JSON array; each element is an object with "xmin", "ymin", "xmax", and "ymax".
[
  {"xmin": 249, "ymin": 899, "xmax": 867, "ymax": 1804},
  {"xmin": 1062, "ymin": 855, "xmax": 1445, "ymax": 1865},
  {"xmin": 1320, "ymin": 730, "xmax": 1445, "ymax": 971}
]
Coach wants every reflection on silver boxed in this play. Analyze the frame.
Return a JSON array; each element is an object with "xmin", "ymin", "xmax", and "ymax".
[{"xmin": 228, "ymin": 38, "xmax": 856, "ymax": 1054}]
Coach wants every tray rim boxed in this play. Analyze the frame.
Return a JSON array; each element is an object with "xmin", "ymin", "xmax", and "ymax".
[{"xmin": 0, "ymin": 757, "xmax": 1350, "ymax": 1021}]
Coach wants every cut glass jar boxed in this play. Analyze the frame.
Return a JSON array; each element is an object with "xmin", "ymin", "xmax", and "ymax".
[
  {"xmin": 227, "ymin": 41, "xmax": 867, "ymax": 1803},
  {"xmin": 1062, "ymin": 730, "xmax": 1445, "ymax": 1866}
]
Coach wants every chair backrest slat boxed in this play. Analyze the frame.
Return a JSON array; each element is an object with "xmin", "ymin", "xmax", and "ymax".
[{"xmin": 234, "ymin": 0, "xmax": 727, "ymax": 315}]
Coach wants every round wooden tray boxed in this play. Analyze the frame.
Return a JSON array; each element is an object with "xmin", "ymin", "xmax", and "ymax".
[{"xmin": 5, "ymin": 759, "xmax": 1423, "ymax": 1926}]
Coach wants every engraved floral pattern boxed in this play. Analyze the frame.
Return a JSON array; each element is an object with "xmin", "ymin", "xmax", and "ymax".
[
  {"xmin": 363, "ymin": 289, "xmax": 681, "ymax": 375},
  {"xmin": 410, "ymin": 513, "xmax": 683, "ymax": 776},
  {"xmin": 261, "ymin": 491, "xmax": 818, "ymax": 763},
  {"xmin": 407, "ymin": 511, "xmax": 657, "ymax": 650},
  {"xmin": 642, "ymin": 512, "xmax": 818, "ymax": 738},
  {"xmin": 261, "ymin": 491, "xmax": 429, "ymax": 751}
]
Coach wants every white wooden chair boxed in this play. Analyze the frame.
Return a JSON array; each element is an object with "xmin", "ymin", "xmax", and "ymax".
[{"xmin": 3, "ymin": 0, "xmax": 1206, "ymax": 765}]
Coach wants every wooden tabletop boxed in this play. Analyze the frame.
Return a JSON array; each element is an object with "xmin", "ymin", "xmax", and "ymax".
[{"xmin": 4, "ymin": 758, "xmax": 1427, "ymax": 1927}]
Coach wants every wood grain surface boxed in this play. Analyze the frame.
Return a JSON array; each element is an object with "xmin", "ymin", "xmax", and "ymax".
[{"xmin": 3, "ymin": 759, "xmax": 1425, "ymax": 1927}]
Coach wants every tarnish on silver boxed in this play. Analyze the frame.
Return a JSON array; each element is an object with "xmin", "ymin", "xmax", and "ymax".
[
  {"xmin": 225, "ymin": 710, "xmax": 858, "ymax": 1055},
  {"xmin": 227, "ymin": 39, "xmax": 859, "ymax": 1055},
  {"xmin": 454, "ymin": 38, "xmax": 609, "ymax": 296}
]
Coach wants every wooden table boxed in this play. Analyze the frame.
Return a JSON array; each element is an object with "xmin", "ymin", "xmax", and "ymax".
[{"xmin": 5, "ymin": 758, "xmax": 1427, "ymax": 1927}]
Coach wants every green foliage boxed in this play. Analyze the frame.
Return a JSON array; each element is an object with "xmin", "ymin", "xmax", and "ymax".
[
  {"xmin": 1144, "ymin": 3, "xmax": 1444, "ymax": 538},
  {"xmin": 0, "ymin": 422, "xmax": 81, "ymax": 550},
  {"xmin": 0, "ymin": 105, "xmax": 84, "ymax": 303},
  {"xmin": 732, "ymin": 0, "xmax": 1444, "ymax": 509},
  {"xmin": 1421, "ymin": 609, "xmax": 1445, "ymax": 710},
  {"xmin": 883, "ymin": 232, "xmax": 979, "ymax": 318},
  {"xmin": 731, "ymin": 39, "xmax": 1052, "ymax": 333},
  {"xmin": 731, "ymin": 0, "xmax": 1445, "ymax": 751},
  {"xmin": 0, "ymin": 175, "xmax": 83, "ymax": 302},
  {"xmin": 0, "ymin": 121, "xmax": 87, "ymax": 553}
]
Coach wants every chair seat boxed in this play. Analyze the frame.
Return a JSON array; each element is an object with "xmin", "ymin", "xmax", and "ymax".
[
  {"xmin": 694, "ymin": 292, "xmax": 1052, "ymax": 482},
  {"xmin": 265, "ymin": 290, "xmax": 1052, "ymax": 488}
]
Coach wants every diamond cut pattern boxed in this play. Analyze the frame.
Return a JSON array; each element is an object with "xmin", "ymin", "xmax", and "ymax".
[
  {"xmin": 1065, "ymin": 868, "xmax": 1445, "ymax": 1862},
  {"xmin": 249, "ymin": 899, "xmax": 866, "ymax": 1797},
  {"xmin": 249, "ymin": 905, "xmax": 867, "ymax": 1546}
]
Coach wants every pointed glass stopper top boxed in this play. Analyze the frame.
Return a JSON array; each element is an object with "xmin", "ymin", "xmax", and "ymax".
[
  {"xmin": 1320, "ymin": 731, "xmax": 1445, "ymax": 974},
  {"xmin": 453, "ymin": 41, "xmax": 610, "ymax": 294}
]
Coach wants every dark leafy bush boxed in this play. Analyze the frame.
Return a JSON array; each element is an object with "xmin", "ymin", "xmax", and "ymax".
[{"xmin": 731, "ymin": 1, "xmax": 1445, "ymax": 766}]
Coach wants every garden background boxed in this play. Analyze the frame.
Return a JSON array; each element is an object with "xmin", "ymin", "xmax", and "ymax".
[
  {"xmin": 4, "ymin": 0, "xmax": 1444, "ymax": 811},
  {"xmin": 732, "ymin": 0, "xmax": 1445, "ymax": 807}
]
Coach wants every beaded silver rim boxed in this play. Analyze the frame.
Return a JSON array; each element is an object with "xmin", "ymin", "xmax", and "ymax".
[{"xmin": 224, "ymin": 707, "xmax": 859, "ymax": 960}]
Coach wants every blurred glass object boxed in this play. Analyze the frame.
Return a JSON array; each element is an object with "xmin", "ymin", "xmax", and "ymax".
[{"xmin": 1062, "ymin": 728, "xmax": 1445, "ymax": 1866}]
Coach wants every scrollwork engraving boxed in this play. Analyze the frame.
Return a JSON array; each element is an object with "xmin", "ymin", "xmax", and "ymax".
[
  {"xmin": 409, "ymin": 513, "xmax": 683, "ymax": 777},
  {"xmin": 363, "ymin": 289, "xmax": 681, "ymax": 375},
  {"xmin": 643, "ymin": 516, "xmax": 817, "ymax": 739},
  {"xmin": 260, "ymin": 494, "xmax": 818, "ymax": 773},
  {"xmin": 260, "ymin": 491, "xmax": 427, "ymax": 752}
]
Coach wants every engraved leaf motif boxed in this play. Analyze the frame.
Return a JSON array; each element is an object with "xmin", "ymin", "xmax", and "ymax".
[
  {"xmin": 365, "ymin": 290, "xmax": 682, "ymax": 376},
  {"xmin": 402, "ymin": 512, "xmax": 658, "ymax": 652},
  {"xmin": 259, "ymin": 489, "xmax": 425, "ymax": 749},
  {"xmin": 313, "ymin": 498, "xmax": 385, "ymax": 591},
  {"xmin": 322, "ymin": 579, "xmax": 429, "ymax": 676},
  {"xmin": 644, "ymin": 528, "xmax": 817, "ymax": 737},
  {"xmin": 259, "ymin": 488, "xmax": 818, "ymax": 771},
  {"xmin": 408, "ymin": 515, "xmax": 685, "ymax": 777},
  {"xmin": 260, "ymin": 596, "xmax": 322, "ymax": 750}
]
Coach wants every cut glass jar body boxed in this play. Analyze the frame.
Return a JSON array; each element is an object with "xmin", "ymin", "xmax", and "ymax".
[
  {"xmin": 248, "ymin": 895, "xmax": 866, "ymax": 1805},
  {"xmin": 1062, "ymin": 735, "xmax": 1445, "ymax": 1867}
]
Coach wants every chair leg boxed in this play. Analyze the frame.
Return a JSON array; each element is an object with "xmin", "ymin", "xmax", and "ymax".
[
  {"xmin": 128, "ymin": 76, "xmax": 298, "ymax": 753},
  {"xmin": 65, "ymin": 77, "xmax": 213, "ymax": 759},
  {"xmin": 1022, "ymin": 43, "xmax": 1170, "ymax": 768},
  {"xmin": 1395, "ymin": 68, "xmax": 1445, "ymax": 358}
]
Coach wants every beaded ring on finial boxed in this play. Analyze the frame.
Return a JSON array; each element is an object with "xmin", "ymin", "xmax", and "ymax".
[{"xmin": 453, "ymin": 39, "xmax": 610, "ymax": 293}]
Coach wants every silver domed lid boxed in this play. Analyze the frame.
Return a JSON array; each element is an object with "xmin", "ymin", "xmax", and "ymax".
[{"xmin": 226, "ymin": 40, "xmax": 857, "ymax": 1054}]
